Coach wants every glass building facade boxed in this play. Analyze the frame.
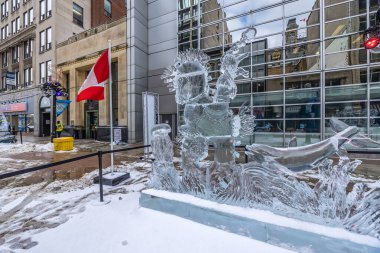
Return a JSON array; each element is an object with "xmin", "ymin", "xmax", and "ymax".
[{"xmin": 178, "ymin": 0, "xmax": 380, "ymax": 147}]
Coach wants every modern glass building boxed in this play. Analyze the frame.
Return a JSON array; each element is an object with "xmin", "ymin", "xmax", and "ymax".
[{"xmin": 178, "ymin": 0, "xmax": 380, "ymax": 147}]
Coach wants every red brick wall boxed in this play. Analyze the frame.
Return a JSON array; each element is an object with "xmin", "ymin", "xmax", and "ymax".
[{"xmin": 91, "ymin": 0, "xmax": 126, "ymax": 27}]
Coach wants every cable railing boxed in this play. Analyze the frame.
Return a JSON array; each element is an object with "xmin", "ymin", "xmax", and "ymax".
[{"xmin": 0, "ymin": 144, "xmax": 151, "ymax": 202}]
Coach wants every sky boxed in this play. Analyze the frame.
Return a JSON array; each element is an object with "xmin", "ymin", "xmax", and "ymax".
[{"xmin": 212, "ymin": 0, "xmax": 318, "ymax": 47}]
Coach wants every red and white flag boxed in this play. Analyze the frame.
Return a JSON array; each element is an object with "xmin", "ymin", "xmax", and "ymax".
[{"xmin": 76, "ymin": 49, "xmax": 109, "ymax": 102}]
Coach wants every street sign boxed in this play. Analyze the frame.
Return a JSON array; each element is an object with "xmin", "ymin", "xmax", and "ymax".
[
  {"xmin": 114, "ymin": 128, "xmax": 122, "ymax": 144},
  {"xmin": 6, "ymin": 72, "xmax": 16, "ymax": 86}
]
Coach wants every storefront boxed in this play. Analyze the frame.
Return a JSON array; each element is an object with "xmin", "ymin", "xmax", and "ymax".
[{"xmin": 0, "ymin": 99, "xmax": 34, "ymax": 133}]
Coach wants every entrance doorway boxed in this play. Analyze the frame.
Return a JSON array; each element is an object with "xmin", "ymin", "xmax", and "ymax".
[
  {"xmin": 85, "ymin": 111, "xmax": 98, "ymax": 139},
  {"xmin": 41, "ymin": 112, "xmax": 51, "ymax": 136}
]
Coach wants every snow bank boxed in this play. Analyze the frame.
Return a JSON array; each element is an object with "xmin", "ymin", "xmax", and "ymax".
[{"xmin": 0, "ymin": 142, "xmax": 78, "ymax": 153}]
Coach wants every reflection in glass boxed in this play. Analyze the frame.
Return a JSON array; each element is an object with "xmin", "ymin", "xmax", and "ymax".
[
  {"xmin": 285, "ymin": 119, "xmax": 320, "ymax": 132},
  {"xmin": 285, "ymin": 104, "xmax": 320, "ymax": 119},
  {"xmin": 325, "ymin": 85, "xmax": 367, "ymax": 102},
  {"xmin": 285, "ymin": 56, "xmax": 320, "ymax": 73},
  {"xmin": 230, "ymin": 95, "xmax": 250, "ymax": 107},
  {"xmin": 253, "ymin": 91, "xmax": 283, "ymax": 106},
  {"xmin": 370, "ymin": 101, "xmax": 380, "ymax": 118},
  {"xmin": 325, "ymin": 119, "xmax": 367, "ymax": 135},
  {"xmin": 325, "ymin": 68, "xmax": 367, "ymax": 86},
  {"xmin": 284, "ymin": 0, "xmax": 320, "ymax": 18},
  {"xmin": 253, "ymin": 106, "xmax": 283, "ymax": 119},
  {"xmin": 286, "ymin": 89, "xmax": 320, "ymax": 104},
  {"xmin": 285, "ymin": 73, "xmax": 320, "ymax": 89},
  {"xmin": 370, "ymin": 84, "xmax": 380, "ymax": 100},
  {"xmin": 325, "ymin": 34, "xmax": 364, "ymax": 54},
  {"xmin": 236, "ymin": 82, "xmax": 251, "ymax": 94},
  {"xmin": 325, "ymin": 17, "xmax": 366, "ymax": 38},
  {"xmin": 325, "ymin": 102, "xmax": 367, "ymax": 118},
  {"xmin": 325, "ymin": 2, "xmax": 366, "ymax": 22},
  {"xmin": 253, "ymin": 78, "xmax": 283, "ymax": 92}
]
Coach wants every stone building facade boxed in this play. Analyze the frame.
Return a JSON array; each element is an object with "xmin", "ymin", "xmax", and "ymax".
[{"xmin": 56, "ymin": 17, "xmax": 128, "ymax": 142}]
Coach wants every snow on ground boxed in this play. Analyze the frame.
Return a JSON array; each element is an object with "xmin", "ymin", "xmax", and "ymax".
[
  {"xmin": 0, "ymin": 158, "xmax": 45, "ymax": 175},
  {"xmin": 0, "ymin": 160, "xmax": 297, "ymax": 253},
  {"xmin": 0, "ymin": 142, "xmax": 78, "ymax": 154}
]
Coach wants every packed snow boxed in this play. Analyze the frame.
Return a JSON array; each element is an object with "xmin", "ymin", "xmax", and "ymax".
[{"xmin": 0, "ymin": 161, "xmax": 299, "ymax": 253}]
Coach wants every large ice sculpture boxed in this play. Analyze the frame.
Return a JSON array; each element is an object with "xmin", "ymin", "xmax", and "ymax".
[{"xmin": 152, "ymin": 28, "xmax": 380, "ymax": 239}]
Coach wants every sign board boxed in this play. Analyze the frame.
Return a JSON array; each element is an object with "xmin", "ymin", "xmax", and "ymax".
[
  {"xmin": 0, "ymin": 102, "xmax": 27, "ymax": 113},
  {"xmin": 142, "ymin": 92, "xmax": 159, "ymax": 154},
  {"xmin": 6, "ymin": 72, "xmax": 16, "ymax": 86},
  {"xmin": 114, "ymin": 128, "xmax": 122, "ymax": 144}
]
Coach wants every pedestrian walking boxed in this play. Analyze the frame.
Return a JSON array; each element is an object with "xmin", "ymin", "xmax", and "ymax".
[{"xmin": 56, "ymin": 121, "xmax": 64, "ymax": 138}]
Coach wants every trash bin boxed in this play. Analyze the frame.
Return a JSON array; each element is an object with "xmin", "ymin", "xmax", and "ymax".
[{"xmin": 53, "ymin": 137, "xmax": 74, "ymax": 151}]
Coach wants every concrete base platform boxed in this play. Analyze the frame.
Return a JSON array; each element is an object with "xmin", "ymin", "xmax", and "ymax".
[
  {"xmin": 140, "ymin": 189, "xmax": 380, "ymax": 253},
  {"xmin": 93, "ymin": 172, "xmax": 130, "ymax": 186}
]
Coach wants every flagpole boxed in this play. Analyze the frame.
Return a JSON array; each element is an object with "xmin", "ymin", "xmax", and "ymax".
[{"xmin": 108, "ymin": 40, "xmax": 114, "ymax": 174}]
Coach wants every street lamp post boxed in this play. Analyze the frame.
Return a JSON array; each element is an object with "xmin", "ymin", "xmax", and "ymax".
[{"xmin": 40, "ymin": 81, "xmax": 68, "ymax": 142}]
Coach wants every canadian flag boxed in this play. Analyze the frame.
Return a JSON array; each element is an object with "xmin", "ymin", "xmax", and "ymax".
[{"xmin": 76, "ymin": 49, "xmax": 110, "ymax": 102}]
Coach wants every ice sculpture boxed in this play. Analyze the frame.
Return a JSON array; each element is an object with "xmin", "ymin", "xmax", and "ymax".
[
  {"xmin": 330, "ymin": 117, "xmax": 380, "ymax": 149},
  {"xmin": 0, "ymin": 113, "xmax": 16, "ymax": 143},
  {"xmin": 152, "ymin": 27, "xmax": 380, "ymax": 239}
]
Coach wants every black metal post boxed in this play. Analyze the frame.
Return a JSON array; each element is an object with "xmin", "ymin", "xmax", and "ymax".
[
  {"xmin": 19, "ymin": 131, "xmax": 22, "ymax": 144},
  {"xmin": 98, "ymin": 150, "xmax": 104, "ymax": 202},
  {"xmin": 51, "ymin": 95, "xmax": 57, "ymax": 143}
]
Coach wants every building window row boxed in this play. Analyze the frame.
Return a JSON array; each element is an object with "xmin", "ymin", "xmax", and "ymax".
[
  {"xmin": 11, "ymin": 0, "xmax": 20, "ymax": 12},
  {"xmin": 23, "ymin": 38, "xmax": 33, "ymax": 59},
  {"xmin": 0, "ymin": 24, "xmax": 9, "ymax": 40},
  {"xmin": 39, "ymin": 27, "xmax": 51, "ymax": 52},
  {"xmin": 24, "ymin": 66, "xmax": 32, "ymax": 87},
  {"xmin": 11, "ymin": 16, "xmax": 20, "ymax": 34},
  {"xmin": 39, "ymin": 60, "xmax": 51, "ymax": 84},
  {"xmin": 39, "ymin": 0, "xmax": 51, "ymax": 21},
  {"xmin": 1, "ymin": 0, "xmax": 9, "ymax": 19},
  {"xmin": 1, "ymin": 51, "xmax": 7, "ymax": 67},
  {"xmin": 11, "ymin": 45, "xmax": 19, "ymax": 63},
  {"xmin": 23, "ymin": 8, "xmax": 33, "ymax": 27}
]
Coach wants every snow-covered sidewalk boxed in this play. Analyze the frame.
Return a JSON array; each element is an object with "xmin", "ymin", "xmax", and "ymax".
[
  {"xmin": 0, "ymin": 159, "xmax": 296, "ymax": 253},
  {"xmin": 19, "ymin": 191, "xmax": 295, "ymax": 253}
]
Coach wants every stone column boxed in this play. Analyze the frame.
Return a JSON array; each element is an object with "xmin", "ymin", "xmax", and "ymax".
[{"xmin": 118, "ymin": 53, "xmax": 127, "ymax": 126}]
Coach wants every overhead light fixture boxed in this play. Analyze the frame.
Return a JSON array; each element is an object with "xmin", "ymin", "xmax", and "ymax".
[{"xmin": 364, "ymin": 37, "xmax": 380, "ymax": 50}]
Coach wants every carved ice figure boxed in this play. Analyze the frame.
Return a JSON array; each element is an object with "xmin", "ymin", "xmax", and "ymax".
[
  {"xmin": 150, "ymin": 124, "xmax": 180, "ymax": 191},
  {"xmin": 330, "ymin": 117, "xmax": 380, "ymax": 149},
  {"xmin": 155, "ymin": 27, "xmax": 380, "ymax": 239},
  {"xmin": 246, "ymin": 126, "xmax": 359, "ymax": 171}
]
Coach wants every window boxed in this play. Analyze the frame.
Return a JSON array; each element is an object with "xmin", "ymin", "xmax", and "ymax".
[
  {"xmin": 5, "ymin": 24, "xmax": 8, "ymax": 38},
  {"xmin": 23, "ymin": 11, "xmax": 27, "ymax": 27},
  {"xmin": 15, "ymin": 70, "xmax": 19, "ymax": 86},
  {"xmin": 5, "ymin": 0, "xmax": 8, "ymax": 15},
  {"xmin": 1, "ymin": 3, "xmax": 5, "ymax": 18},
  {"xmin": 1, "ymin": 76, "xmax": 6, "ymax": 90},
  {"xmin": 1, "ymin": 27, "xmax": 4, "ymax": 40},
  {"xmin": 40, "ymin": 62, "xmax": 46, "ymax": 83},
  {"xmin": 104, "ymin": 0, "xmax": 111, "ymax": 17},
  {"xmin": 46, "ymin": 27, "xmax": 51, "ymax": 49},
  {"xmin": 29, "ymin": 8, "xmax": 33, "ymax": 24},
  {"xmin": 39, "ymin": 27, "xmax": 51, "ymax": 52},
  {"xmin": 46, "ymin": 0, "xmax": 51, "ymax": 17},
  {"xmin": 11, "ymin": 19, "xmax": 15, "ymax": 34},
  {"xmin": 11, "ymin": 45, "xmax": 19, "ymax": 63},
  {"xmin": 2, "ymin": 51, "xmax": 8, "ymax": 67},
  {"xmin": 16, "ymin": 16, "xmax": 20, "ymax": 32},
  {"xmin": 24, "ymin": 67, "xmax": 32, "ymax": 86},
  {"xmin": 11, "ymin": 0, "xmax": 15, "ymax": 11},
  {"xmin": 24, "ymin": 39, "xmax": 33, "ymax": 58},
  {"xmin": 40, "ymin": 0, "xmax": 45, "ymax": 20},
  {"xmin": 40, "ymin": 30, "xmax": 45, "ymax": 51},
  {"xmin": 73, "ymin": 2, "xmax": 83, "ymax": 27},
  {"xmin": 46, "ymin": 60, "xmax": 51, "ymax": 81}
]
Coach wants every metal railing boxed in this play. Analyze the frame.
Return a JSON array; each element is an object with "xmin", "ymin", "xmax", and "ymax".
[{"xmin": 0, "ymin": 144, "xmax": 150, "ymax": 202}]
